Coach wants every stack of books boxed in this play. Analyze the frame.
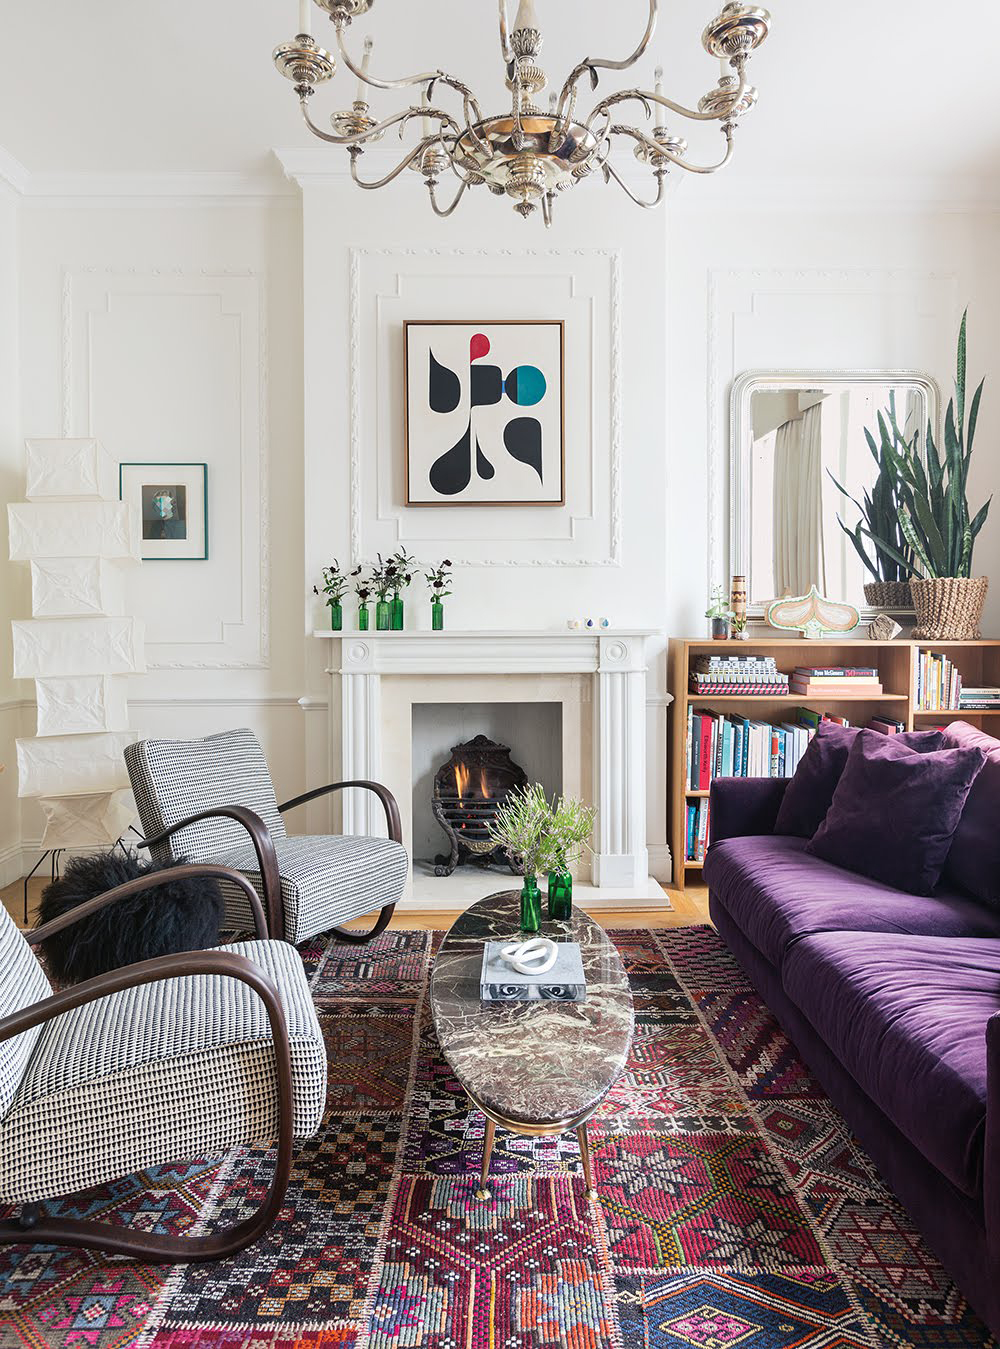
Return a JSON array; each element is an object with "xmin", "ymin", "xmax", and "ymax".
[
  {"xmin": 959, "ymin": 686, "xmax": 1000, "ymax": 711},
  {"xmin": 686, "ymin": 798, "xmax": 711, "ymax": 863},
  {"xmin": 917, "ymin": 651, "xmax": 964, "ymax": 710},
  {"xmin": 690, "ymin": 654, "xmax": 789, "ymax": 696},
  {"xmin": 686, "ymin": 706, "xmax": 818, "ymax": 791},
  {"xmin": 788, "ymin": 666, "xmax": 883, "ymax": 697},
  {"xmin": 867, "ymin": 715, "xmax": 906, "ymax": 734}
]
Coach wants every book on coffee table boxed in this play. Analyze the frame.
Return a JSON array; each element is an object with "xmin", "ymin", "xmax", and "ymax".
[{"xmin": 480, "ymin": 941, "xmax": 587, "ymax": 1003}]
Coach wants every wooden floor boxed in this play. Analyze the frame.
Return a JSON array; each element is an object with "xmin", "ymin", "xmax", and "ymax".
[{"xmin": 2, "ymin": 877, "xmax": 711, "ymax": 933}]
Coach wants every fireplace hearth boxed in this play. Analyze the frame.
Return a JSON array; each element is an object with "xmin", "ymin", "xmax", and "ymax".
[{"xmin": 431, "ymin": 735, "xmax": 528, "ymax": 878}]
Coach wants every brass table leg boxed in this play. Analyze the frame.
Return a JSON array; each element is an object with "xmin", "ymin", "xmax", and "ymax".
[
  {"xmin": 476, "ymin": 1116, "xmax": 496, "ymax": 1200},
  {"xmin": 577, "ymin": 1122, "xmax": 597, "ymax": 1201}
]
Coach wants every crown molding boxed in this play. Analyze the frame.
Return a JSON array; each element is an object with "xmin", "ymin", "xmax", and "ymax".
[{"xmin": 669, "ymin": 172, "xmax": 1000, "ymax": 215}]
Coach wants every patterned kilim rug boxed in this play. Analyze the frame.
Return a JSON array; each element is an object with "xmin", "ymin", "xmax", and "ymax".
[{"xmin": 0, "ymin": 925, "xmax": 995, "ymax": 1349}]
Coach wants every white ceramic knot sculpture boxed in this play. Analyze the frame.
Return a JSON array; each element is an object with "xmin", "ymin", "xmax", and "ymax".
[{"xmin": 499, "ymin": 937, "xmax": 558, "ymax": 976}]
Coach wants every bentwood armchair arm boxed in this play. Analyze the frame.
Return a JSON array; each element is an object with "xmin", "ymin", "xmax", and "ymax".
[
  {"xmin": 28, "ymin": 863, "xmax": 270, "ymax": 947},
  {"xmin": 277, "ymin": 780, "xmax": 403, "ymax": 944},
  {"xmin": 0, "ymin": 943, "xmax": 296, "ymax": 1264},
  {"xmin": 138, "ymin": 805, "xmax": 284, "ymax": 940}
]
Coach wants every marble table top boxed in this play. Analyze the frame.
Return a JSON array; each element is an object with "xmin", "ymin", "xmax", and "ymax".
[{"xmin": 429, "ymin": 891, "xmax": 635, "ymax": 1128}]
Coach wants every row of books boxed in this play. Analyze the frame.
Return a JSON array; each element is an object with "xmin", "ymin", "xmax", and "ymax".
[
  {"xmin": 690, "ymin": 660, "xmax": 885, "ymax": 698},
  {"xmin": 691, "ymin": 654, "xmax": 789, "ymax": 696},
  {"xmin": 685, "ymin": 705, "xmax": 906, "ymax": 790},
  {"xmin": 916, "ymin": 651, "xmax": 963, "ymax": 710},
  {"xmin": 788, "ymin": 666, "xmax": 883, "ymax": 696},
  {"xmin": 686, "ymin": 799, "xmax": 710, "ymax": 863}
]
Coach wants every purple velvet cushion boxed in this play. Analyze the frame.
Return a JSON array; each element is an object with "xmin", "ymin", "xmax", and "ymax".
[
  {"xmin": 941, "ymin": 720, "xmax": 1000, "ymax": 908},
  {"xmin": 783, "ymin": 930, "xmax": 1000, "ymax": 1198},
  {"xmin": 805, "ymin": 731, "xmax": 987, "ymax": 895},
  {"xmin": 774, "ymin": 721, "xmax": 944, "ymax": 839}
]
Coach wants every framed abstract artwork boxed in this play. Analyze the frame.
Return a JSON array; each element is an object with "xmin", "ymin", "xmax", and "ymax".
[
  {"xmin": 404, "ymin": 319, "xmax": 565, "ymax": 506},
  {"xmin": 119, "ymin": 462, "xmax": 209, "ymax": 561}
]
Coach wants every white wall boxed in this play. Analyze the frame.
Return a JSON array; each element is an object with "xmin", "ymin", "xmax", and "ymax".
[
  {"xmin": 0, "ymin": 188, "xmax": 24, "ymax": 883},
  {"xmin": 666, "ymin": 194, "xmax": 1000, "ymax": 636},
  {"xmin": 293, "ymin": 169, "xmax": 672, "ymax": 879},
  {"xmin": 8, "ymin": 195, "xmax": 308, "ymax": 871}
]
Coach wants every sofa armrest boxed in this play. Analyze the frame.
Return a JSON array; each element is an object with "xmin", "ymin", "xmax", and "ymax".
[
  {"xmin": 708, "ymin": 777, "xmax": 789, "ymax": 844},
  {"xmin": 985, "ymin": 1011, "xmax": 1000, "ymax": 1257}
]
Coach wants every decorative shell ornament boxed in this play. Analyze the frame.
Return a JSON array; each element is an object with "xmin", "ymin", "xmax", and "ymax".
[
  {"xmin": 765, "ymin": 586, "xmax": 860, "ymax": 640},
  {"xmin": 868, "ymin": 613, "xmax": 903, "ymax": 642}
]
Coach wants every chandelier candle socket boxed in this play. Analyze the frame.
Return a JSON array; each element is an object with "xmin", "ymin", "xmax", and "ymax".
[{"xmin": 273, "ymin": 0, "xmax": 770, "ymax": 224}]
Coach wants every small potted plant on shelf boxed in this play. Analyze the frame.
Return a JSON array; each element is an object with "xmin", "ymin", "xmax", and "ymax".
[
  {"xmin": 858, "ymin": 310, "xmax": 992, "ymax": 639},
  {"xmin": 352, "ymin": 565, "xmax": 373, "ymax": 631},
  {"xmin": 705, "ymin": 584, "xmax": 734, "ymax": 640},
  {"xmin": 538, "ymin": 794, "xmax": 596, "ymax": 921},
  {"xmin": 425, "ymin": 559, "xmax": 453, "ymax": 631},
  {"xmin": 387, "ymin": 548, "xmax": 416, "ymax": 630},
  {"xmin": 487, "ymin": 783, "xmax": 551, "ymax": 933},
  {"xmin": 314, "ymin": 560, "xmax": 350, "ymax": 631}
]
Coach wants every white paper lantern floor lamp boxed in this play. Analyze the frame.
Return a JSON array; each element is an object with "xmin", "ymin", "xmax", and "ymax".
[{"xmin": 8, "ymin": 439, "xmax": 145, "ymax": 922}]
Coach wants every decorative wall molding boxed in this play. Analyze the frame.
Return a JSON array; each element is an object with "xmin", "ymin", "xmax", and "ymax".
[
  {"xmin": 705, "ymin": 266, "xmax": 959, "ymax": 590},
  {"xmin": 61, "ymin": 266, "xmax": 270, "ymax": 669},
  {"xmin": 348, "ymin": 246, "xmax": 623, "ymax": 569}
]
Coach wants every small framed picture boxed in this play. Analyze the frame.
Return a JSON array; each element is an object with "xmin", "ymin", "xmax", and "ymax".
[
  {"xmin": 119, "ymin": 462, "xmax": 208, "ymax": 561},
  {"xmin": 404, "ymin": 320, "xmax": 565, "ymax": 506}
]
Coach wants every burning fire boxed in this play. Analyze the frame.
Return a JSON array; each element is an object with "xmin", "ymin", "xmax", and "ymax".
[{"xmin": 454, "ymin": 762, "xmax": 490, "ymax": 800}]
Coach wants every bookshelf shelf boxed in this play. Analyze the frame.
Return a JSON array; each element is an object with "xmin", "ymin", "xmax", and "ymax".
[{"xmin": 669, "ymin": 636, "xmax": 1000, "ymax": 891}]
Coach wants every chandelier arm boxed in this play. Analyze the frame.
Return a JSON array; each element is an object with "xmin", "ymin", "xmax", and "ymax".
[
  {"xmin": 332, "ymin": 22, "xmax": 487, "ymax": 137},
  {"xmin": 299, "ymin": 101, "xmax": 462, "ymax": 147},
  {"xmin": 541, "ymin": 192, "xmax": 554, "ymax": 228},
  {"xmin": 555, "ymin": 0, "xmax": 658, "ymax": 118},
  {"xmin": 499, "ymin": 0, "xmax": 514, "ymax": 64},
  {"xmin": 349, "ymin": 141, "xmax": 435, "ymax": 188},
  {"xmin": 588, "ymin": 66, "xmax": 749, "ymax": 129},
  {"xmin": 602, "ymin": 159, "xmax": 668, "ymax": 208},
  {"xmin": 428, "ymin": 177, "xmax": 469, "ymax": 217},
  {"xmin": 608, "ymin": 123, "xmax": 736, "ymax": 173}
]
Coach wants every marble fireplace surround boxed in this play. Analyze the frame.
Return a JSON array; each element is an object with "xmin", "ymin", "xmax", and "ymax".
[{"xmin": 317, "ymin": 629, "xmax": 659, "ymax": 903}]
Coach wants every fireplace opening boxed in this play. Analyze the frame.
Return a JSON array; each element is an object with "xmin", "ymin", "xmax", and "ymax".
[
  {"xmin": 410, "ymin": 702, "xmax": 563, "ymax": 883},
  {"xmin": 432, "ymin": 735, "xmax": 527, "ymax": 877}
]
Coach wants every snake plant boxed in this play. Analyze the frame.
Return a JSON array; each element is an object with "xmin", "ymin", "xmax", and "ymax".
[
  {"xmin": 841, "ymin": 311, "xmax": 991, "ymax": 581},
  {"xmin": 829, "ymin": 390, "xmax": 916, "ymax": 584}
]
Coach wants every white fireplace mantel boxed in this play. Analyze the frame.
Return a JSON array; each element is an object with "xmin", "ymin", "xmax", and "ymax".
[{"xmin": 317, "ymin": 628, "xmax": 660, "ymax": 890}]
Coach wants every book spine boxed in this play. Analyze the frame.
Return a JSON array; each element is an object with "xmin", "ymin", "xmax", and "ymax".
[{"xmin": 698, "ymin": 714, "xmax": 713, "ymax": 791}]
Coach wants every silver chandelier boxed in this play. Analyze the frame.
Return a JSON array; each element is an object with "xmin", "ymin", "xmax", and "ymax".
[{"xmin": 273, "ymin": 0, "xmax": 771, "ymax": 224}]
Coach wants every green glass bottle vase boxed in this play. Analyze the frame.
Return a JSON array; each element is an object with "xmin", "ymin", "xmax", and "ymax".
[
  {"xmin": 520, "ymin": 875, "xmax": 542, "ymax": 933},
  {"xmin": 358, "ymin": 602, "xmax": 370, "ymax": 631},
  {"xmin": 390, "ymin": 591, "xmax": 404, "ymax": 630},
  {"xmin": 375, "ymin": 599, "xmax": 391, "ymax": 631},
  {"xmin": 548, "ymin": 869, "xmax": 573, "ymax": 921},
  {"xmin": 432, "ymin": 597, "xmax": 445, "ymax": 631},
  {"xmin": 329, "ymin": 602, "xmax": 343, "ymax": 632}
]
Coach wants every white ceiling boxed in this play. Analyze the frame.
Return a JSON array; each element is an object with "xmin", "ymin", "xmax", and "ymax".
[{"xmin": 0, "ymin": 0, "xmax": 997, "ymax": 193}]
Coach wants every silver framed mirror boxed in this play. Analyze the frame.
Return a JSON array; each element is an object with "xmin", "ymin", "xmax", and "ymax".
[{"xmin": 730, "ymin": 370, "xmax": 941, "ymax": 623}]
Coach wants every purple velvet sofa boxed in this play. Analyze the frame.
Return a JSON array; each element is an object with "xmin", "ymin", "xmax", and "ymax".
[{"xmin": 705, "ymin": 759, "xmax": 1000, "ymax": 1337}]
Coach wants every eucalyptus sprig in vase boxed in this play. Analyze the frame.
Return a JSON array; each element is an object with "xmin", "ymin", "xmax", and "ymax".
[
  {"xmin": 314, "ymin": 560, "xmax": 350, "ymax": 631},
  {"xmin": 487, "ymin": 783, "xmax": 551, "ymax": 933},
  {"xmin": 538, "ymin": 795, "xmax": 597, "ymax": 921}
]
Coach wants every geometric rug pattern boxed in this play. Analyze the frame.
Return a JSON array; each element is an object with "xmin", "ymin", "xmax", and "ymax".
[{"xmin": 0, "ymin": 923, "xmax": 994, "ymax": 1348}]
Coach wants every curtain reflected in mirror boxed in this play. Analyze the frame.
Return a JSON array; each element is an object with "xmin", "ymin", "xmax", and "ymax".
[{"xmin": 742, "ymin": 381, "xmax": 930, "ymax": 611}]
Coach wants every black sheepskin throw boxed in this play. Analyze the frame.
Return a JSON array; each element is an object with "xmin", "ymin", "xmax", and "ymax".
[{"xmin": 37, "ymin": 851, "xmax": 224, "ymax": 984}]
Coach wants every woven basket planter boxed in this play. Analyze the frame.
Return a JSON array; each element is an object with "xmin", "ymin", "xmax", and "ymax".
[
  {"xmin": 863, "ymin": 581, "xmax": 913, "ymax": 611},
  {"xmin": 910, "ymin": 577, "xmax": 989, "ymax": 640}
]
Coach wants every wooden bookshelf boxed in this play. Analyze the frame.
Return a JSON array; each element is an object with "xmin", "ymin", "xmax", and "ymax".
[{"xmin": 669, "ymin": 637, "xmax": 1000, "ymax": 891}]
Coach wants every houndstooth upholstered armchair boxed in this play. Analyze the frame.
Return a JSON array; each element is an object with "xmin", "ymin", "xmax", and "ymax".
[
  {"xmin": 125, "ymin": 727, "xmax": 408, "ymax": 947},
  {"xmin": 0, "ymin": 866, "xmax": 326, "ymax": 1262}
]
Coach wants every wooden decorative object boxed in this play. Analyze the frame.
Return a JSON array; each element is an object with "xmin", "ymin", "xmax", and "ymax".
[{"xmin": 765, "ymin": 586, "xmax": 860, "ymax": 640}]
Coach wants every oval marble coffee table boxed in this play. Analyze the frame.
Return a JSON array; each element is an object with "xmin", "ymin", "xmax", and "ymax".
[{"xmin": 430, "ymin": 890, "xmax": 634, "ymax": 1201}]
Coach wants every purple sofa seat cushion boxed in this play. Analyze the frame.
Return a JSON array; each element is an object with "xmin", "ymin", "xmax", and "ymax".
[
  {"xmin": 805, "ymin": 733, "xmax": 987, "ymax": 895},
  {"xmin": 783, "ymin": 930, "xmax": 1000, "ymax": 1198},
  {"xmin": 774, "ymin": 721, "xmax": 944, "ymax": 840},
  {"xmin": 941, "ymin": 720, "xmax": 1000, "ymax": 908},
  {"xmin": 703, "ymin": 835, "xmax": 1000, "ymax": 969}
]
